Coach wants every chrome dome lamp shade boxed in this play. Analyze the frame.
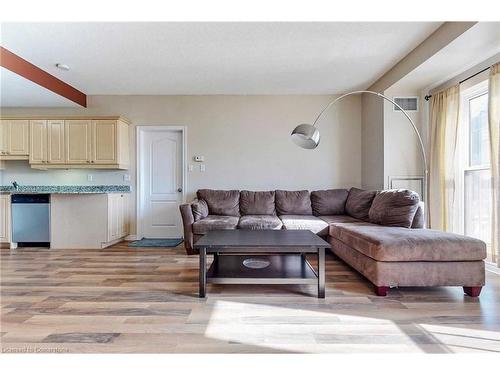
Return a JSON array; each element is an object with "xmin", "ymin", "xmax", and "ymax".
[{"xmin": 291, "ymin": 123, "xmax": 320, "ymax": 149}]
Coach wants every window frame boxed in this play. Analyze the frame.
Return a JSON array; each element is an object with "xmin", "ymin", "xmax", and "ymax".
[
  {"xmin": 457, "ymin": 79, "xmax": 491, "ymax": 242},
  {"xmin": 467, "ymin": 91, "xmax": 490, "ymax": 169}
]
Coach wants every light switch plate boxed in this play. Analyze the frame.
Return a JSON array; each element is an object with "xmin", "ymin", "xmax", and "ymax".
[
  {"xmin": 87, "ymin": 174, "xmax": 93, "ymax": 182},
  {"xmin": 200, "ymin": 164, "xmax": 206, "ymax": 172},
  {"xmin": 123, "ymin": 174, "xmax": 131, "ymax": 182},
  {"xmin": 188, "ymin": 165, "xmax": 194, "ymax": 172}
]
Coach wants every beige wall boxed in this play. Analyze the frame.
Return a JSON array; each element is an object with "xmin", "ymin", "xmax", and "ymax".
[
  {"xmin": 361, "ymin": 93, "xmax": 384, "ymax": 189},
  {"xmin": 1, "ymin": 94, "xmax": 362, "ymax": 235},
  {"xmin": 383, "ymin": 87, "xmax": 424, "ymax": 189}
]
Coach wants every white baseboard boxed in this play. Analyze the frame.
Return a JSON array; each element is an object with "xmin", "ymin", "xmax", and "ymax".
[{"xmin": 125, "ymin": 234, "xmax": 139, "ymax": 241}]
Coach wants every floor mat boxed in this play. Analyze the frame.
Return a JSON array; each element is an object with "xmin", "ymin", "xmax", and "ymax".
[{"xmin": 128, "ymin": 238, "xmax": 183, "ymax": 248}]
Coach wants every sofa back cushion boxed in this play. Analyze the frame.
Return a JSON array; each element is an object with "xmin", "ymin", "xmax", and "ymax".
[
  {"xmin": 240, "ymin": 191, "xmax": 276, "ymax": 215},
  {"xmin": 368, "ymin": 189, "xmax": 420, "ymax": 228},
  {"xmin": 191, "ymin": 199, "xmax": 209, "ymax": 221},
  {"xmin": 197, "ymin": 189, "xmax": 240, "ymax": 216},
  {"xmin": 311, "ymin": 189, "xmax": 349, "ymax": 216},
  {"xmin": 275, "ymin": 190, "xmax": 312, "ymax": 215},
  {"xmin": 345, "ymin": 187, "xmax": 377, "ymax": 220},
  {"xmin": 411, "ymin": 202, "xmax": 425, "ymax": 228}
]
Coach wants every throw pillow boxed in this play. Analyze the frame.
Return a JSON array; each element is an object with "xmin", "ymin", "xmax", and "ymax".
[
  {"xmin": 345, "ymin": 187, "xmax": 377, "ymax": 220},
  {"xmin": 368, "ymin": 189, "xmax": 420, "ymax": 228}
]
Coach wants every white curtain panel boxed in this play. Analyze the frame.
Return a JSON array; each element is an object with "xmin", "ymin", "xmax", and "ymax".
[
  {"xmin": 488, "ymin": 63, "xmax": 500, "ymax": 266},
  {"xmin": 429, "ymin": 85, "xmax": 460, "ymax": 231}
]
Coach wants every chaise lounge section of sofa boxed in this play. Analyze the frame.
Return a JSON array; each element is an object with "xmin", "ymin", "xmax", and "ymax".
[{"xmin": 179, "ymin": 188, "xmax": 486, "ymax": 297}]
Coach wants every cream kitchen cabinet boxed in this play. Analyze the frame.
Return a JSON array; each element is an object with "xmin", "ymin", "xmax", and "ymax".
[
  {"xmin": 65, "ymin": 119, "xmax": 92, "ymax": 164},
  {"xmin": 0, "ymin": 120, "xmax": 29, "ymax": 160},
  {"xmin": 29, "ymin": 120, "xmax": 66, "ymax": 165},
  {"xmin": 95, "ymin": 119, "xmax": 129, "ymax": 167},
  {"xmin": 64, "ymin": 118, "xmax": 129, "ymax": 168},
  {"xmin": 3, "ymin": 116, "xmax": 130, "ymax": 169},
  {"xmin": 48, "ymin": 120, "xmax": 66, "ymax": 163},
  {"xmin": 107, "ymin": 193, "xmax": 129, "ymax": 242},
  {"xmin": 92, "ymin": 120, "xmax": 117, "ymax": 164},
  {"xmin": 0, "ymin": 194, "xmax": 11, "ymax": 244}
]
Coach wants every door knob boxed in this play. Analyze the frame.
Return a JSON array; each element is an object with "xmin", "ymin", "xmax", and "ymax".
[{"xmin": 177, "ymin": 188, "xmax": 183, "ymax": 192}]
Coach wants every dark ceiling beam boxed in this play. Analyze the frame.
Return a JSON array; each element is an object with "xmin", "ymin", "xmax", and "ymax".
[{"xmin": 0, "ymin": 46, "xmax": 87, "ymax": 107}]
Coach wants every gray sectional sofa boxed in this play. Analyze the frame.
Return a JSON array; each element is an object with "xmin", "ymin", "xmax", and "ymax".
[{"xmin": 179, "ymin": 188, "xmax": 486, "ymax": 296}]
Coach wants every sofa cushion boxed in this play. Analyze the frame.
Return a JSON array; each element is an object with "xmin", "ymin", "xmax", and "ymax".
[
  {"xmin": 238, "ymin": 215, "xmax": 282, "ymax": 230},
  {"xmin": 311, "ymin": 189, "xmax": 349, "ymax": 216},
  {"xmin": 368, "ymin": 189, "xmax": 420, "ymax": 228},
  {"xmin": 240, "ymin": 191, "xmax": 276, "ymax": 215},
  {"xmin": 192, "ymin": 215, "xmax": 239, "ymax": 235},
  {"xmin": 279, "ymin": 215, "xmax": 328, "ymax": 236},
  {"xmin": 329, "ymin": 222, "xmax": 487, "ymax": 262},
  {"xmin": 275, "ymin": 190, "xmax": 312, "ymax": 215},
  {"xmin": 191, "ymin": 199, "xmax": 209, "ymax": 221},
  {"xmin": 345, "ymin": 187, "xmax": 377, "ymax": 220},
  {"xmin": 319, "ymin": 215, "xmax": 363, "ymax": 225},
  {"xmin": 411, "ymin": 202, "xmax": 425, "ymax": 228},
  {"xmin": 197, "ymin": 189, "xmax": 240, "ymax": 216}
]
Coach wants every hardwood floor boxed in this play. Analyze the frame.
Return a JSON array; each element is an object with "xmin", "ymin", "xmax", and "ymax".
[{"xmin": 1, "ymin": 242, "xmax": 499, "ymax": 353}]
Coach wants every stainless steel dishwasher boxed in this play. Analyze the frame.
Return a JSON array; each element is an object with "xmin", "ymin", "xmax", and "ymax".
[{"xmin": 11, "ymin": 194, "xmax": 50, "ymax": 247}]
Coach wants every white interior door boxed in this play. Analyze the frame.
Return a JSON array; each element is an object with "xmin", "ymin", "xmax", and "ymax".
[{"xmin": 139, "ymin": 128, "xmax": 184, "ymax": 238}]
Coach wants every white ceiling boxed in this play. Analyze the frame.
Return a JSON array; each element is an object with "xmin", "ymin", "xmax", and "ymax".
[
  {"xmin": 0, "ymin": 68, "xmax": 78, "ymax": 107},
  {"xmin": 0, "ymin": 22, "xmax": 441, "ymax": 106},
  {"xmin": 389, "ymin": 22, "xmax": 500, "ymax": 92}
]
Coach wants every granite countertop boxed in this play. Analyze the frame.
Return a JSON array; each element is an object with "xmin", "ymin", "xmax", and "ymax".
[{"xmin": 0, "ymin": 185, "xmax": 131, "ymax": 194}]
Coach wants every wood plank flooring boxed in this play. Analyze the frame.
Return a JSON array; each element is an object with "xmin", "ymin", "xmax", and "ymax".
[{"xmin": 1, "ymin": 243, "xmax": 499, "ymax": 353}]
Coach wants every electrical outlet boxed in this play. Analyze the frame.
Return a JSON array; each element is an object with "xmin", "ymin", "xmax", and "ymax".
[
  {"xmin": 123, "ymin": 174, "xmax": 131, "ymax": 182},
  {"xmin": 188, "ymin": 165, "xmax": 194, "ymax": 172},
  {"xmin": 87, "ymin": 174, "xmax": 93, "ymax": 182},
  {"xmin": 200, "ymin": 164, "xmax": 206, "ymax": 172}
]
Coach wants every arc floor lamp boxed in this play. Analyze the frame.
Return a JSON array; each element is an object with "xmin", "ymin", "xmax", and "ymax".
[{"xmin": 291, "ymin": 90, "xmax": 429, "ymax": 226}]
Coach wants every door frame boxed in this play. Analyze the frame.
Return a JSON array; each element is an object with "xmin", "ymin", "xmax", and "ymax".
[{"xmin": 136, "ymin": 125, "xmax": 187, "ymax": 239}]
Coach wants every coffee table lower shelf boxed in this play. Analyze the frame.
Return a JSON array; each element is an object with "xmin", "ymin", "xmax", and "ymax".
[{"xmin": 206, "ymin": 254, "xmax": 318, "ymax": 285}]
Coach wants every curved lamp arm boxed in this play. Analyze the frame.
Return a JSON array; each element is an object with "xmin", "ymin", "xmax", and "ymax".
[{"xmin": 295, "ymin": 90, "xmax": 429, "ymax": 226}]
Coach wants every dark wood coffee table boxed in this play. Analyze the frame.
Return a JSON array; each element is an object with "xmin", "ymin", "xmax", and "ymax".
[{"xmin": 193, "ymin": 229, "xmax": 331, "ymax": 298}]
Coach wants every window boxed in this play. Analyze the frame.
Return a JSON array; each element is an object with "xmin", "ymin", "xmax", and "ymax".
[
  {"xmin": 468, "ymin": 93, "xmax": 489, "ymax": 167},
  {"xmin": 458, "ymin": 80, "xmax": 493, "ymax": 262}
]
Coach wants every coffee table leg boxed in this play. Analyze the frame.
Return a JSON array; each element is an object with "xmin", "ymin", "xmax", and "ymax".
[
  {"xmin": 199, "ymin": 247, "xmax": 206, "ymax": 298},
  {"xmin": 318, "ymin": 247, "xmax": 325, "ymax": 298}
]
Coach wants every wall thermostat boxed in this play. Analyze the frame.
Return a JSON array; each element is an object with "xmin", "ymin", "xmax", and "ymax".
[{"xmin": 194, "ymin": 156, "xmax": 205, "ymax": 162}]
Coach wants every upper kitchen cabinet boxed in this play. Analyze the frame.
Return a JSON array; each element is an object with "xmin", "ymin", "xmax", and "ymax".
[
  {"xmin": 47, "ymin": 120, "xmax": 66, "ymax": 164},
  {"xmin": 30, "ymin": 120, "xmax": 66, "ymax": 165},
  {"xmin": 0, "ymin": 120, "xmax": 29, "ymax": 160},
  {"xmin": 65, "ymin": 119, "xmax": 92, "ymax": 164},
  {"xmin": 91, "ymin": 119, "xmax": 129, "ymax": 167},
  {"xmin": 14, "ymin": 116, "xmax": 130, "ymax": 170}
]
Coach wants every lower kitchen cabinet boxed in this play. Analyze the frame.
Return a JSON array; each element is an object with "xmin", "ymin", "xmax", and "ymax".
[
  {"xmin": 0, "ymin": 194, "xmax": 11, "ymax": 244},
  {"xmin": 50, "ymin": 193, "xmax": 129, "ymax": 249},
  {"xmin": 107, "ymin": 193, "xmax": 129, "ymax": 242}
]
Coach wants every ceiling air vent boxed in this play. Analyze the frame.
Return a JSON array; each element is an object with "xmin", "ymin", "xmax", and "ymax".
[{"xmin": 393, "ymin": 96, "xmax": 418, "ymax": 112}]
